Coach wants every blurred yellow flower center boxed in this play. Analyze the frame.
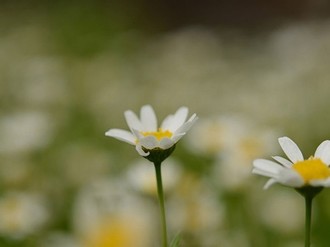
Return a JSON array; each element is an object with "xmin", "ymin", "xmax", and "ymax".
[
  {"xmin": 84, "ymin": 219, "xmax": 139, "ymax": 247},
  {"xmin": 141, "ymin": 128, "xmax": 172, "ymax": 140},
  {"xmin": 292, "ymin": 157, "xmax": 330, "ymax": 183}
]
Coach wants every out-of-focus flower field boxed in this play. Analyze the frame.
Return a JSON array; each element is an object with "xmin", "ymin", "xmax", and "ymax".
[{"xmin": 2, "ymin": 1, "xmax": 330, "ymax": 246}]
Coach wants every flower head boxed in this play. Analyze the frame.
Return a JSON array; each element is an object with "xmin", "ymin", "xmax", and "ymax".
[
  {"xmin": 105, "ymin": 105, "xmax": 198, "ymax": 159},
  {"xmin": 253, "ymin": 136, "xmax": 330, "ymax": 189}
]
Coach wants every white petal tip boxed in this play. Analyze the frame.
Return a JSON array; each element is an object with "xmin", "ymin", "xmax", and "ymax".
[
  {"xmin": 136, "ymin": 144, "xmax": 150, "ymax": 156},
  {"xmin": 105, "ymin": 129, "xmax": 114, "ymax": 137}
]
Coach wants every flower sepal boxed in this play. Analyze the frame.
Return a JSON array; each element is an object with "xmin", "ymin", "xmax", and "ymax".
[
  {"xmin": 143, "ymin": 145, "xmax": 176, "ymax": 164},
  {"xmin": 295, "ymin": 186, "xmax": 324, "ymax": 199}
]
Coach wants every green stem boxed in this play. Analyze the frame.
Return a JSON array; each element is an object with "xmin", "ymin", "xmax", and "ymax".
[
  {"xmin": 304, "ymin": 195, "xmax": 313, "ymax": 247},
  {"xmin": 154, "ymin": 162, "xmax": 168, "ymax": 247},
  {"xmin": 296, "ymin": 186, "xmax": 322, "ymax": 247}
]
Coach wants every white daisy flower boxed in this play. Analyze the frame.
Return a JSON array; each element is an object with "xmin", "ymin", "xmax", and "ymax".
[
  {"xmin": 105, "ymin": 105, "xmax": 198, "ymax": 157},
  {"xmin": 252, "ymin": 136, "xmax": 330, "ymax": 189}
]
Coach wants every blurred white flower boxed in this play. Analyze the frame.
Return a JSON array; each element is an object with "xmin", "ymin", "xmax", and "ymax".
[
  {"xmin": 72, "ymin": 179, "xmax": 155, "ymax": 247},
  {"xmin": 0, "ymin": 111, "xmax": 54, "ymax": 154},
  {"xmin": 106, "ymin": 105, "xmax": 197, "ymax": 156},
  {"xmin": 253, "ymin": 136, "xmax": 330, "ymax": 189},
  {"xmin": 126, "ymin": 158, "xmax": 182, "ymax": 196},
  {"xmin": 207, "ymin": 115, "xmax": 279, "ymax": 190},
  {"xmin": 0, "ymin": 192, "xmax": 49, "ymax": 239},
  {"xmin": 185, "ymin": 116, "xmax": 240, "ymax": 155},
  {"xmin": 167, "ymin": 174, "xmax": 223, "ymax": 237},
  {"xmin": 215, "ymin": 133, "xmax": 279, "ymax": 190}
]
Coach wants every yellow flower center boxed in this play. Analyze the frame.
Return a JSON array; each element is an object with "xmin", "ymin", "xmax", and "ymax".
[
  {"xmin": 84, "ymin": 218, "xmax": 141, "ymax": 247},
  {"xmin": 292, "ymin": 157, "xmax": 330, "ymax": 183},
  {"xmin": 141, "ymin": 128, "xmax": 173, "ymax": 141}
]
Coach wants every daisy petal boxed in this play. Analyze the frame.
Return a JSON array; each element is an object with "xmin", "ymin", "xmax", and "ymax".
[
  {"xmin": 171, "ymin": 133, "xmax": 186, "ymax": 143},
  {"xmin": 277, "ymin": 169, "xmax": 304, "ymax": 187},
  {"xmin": 168, "ymin": 107, "xmax": 189, "ymax": 131},
  {"xmin": 132, "ymin": 128, "xmax": 143, "ymax": 139},
  {"xmin": 272, "ymin": 156, "xmax": 293, "ymax": 168},
  {"xmin": 310, "ymin": 178, "xmax": 330, "ymax": 187},
  {"xmin": 139, "ymin": 136, "xmax": 158, "ymax": 149},
  {"xmin": 105, "ymin": 129, "xmax": 136, "ymax": 145},
  {"xmin": 125, "ymin": 110, "xmax": 143, "ymax": 131},
  {"xmin": 161, "ymin": 107, "xmax": 189, "ymax": 131},
  {"xmin": 140, "ymin": 105, "xmax": 157, "ymax": 131},
  {"xmin": 159, "ymin": 138, "xmax": 175, "ymax": 149},
  {"xmin": 253, "ymin": 159, "xmax": 284, "ymax": 175},
  {"xmin": 263, "ymin": 178, "xmax": 278, "ymax": 189},
  {"xmin": 136, "ymin": 144, "xmax": 149, "ymax": 156},
  {"xmin": 252, "ymin": 168, "xmax": 278, "ymax": 178},
  {"xmin": 314, "ymin": 140, "xmax": 330, "ymax": 165},
  {"xmin": 174, "ymin": 114, "xmax": 198, "ymax": 136},
  {"xmin": 278, "ymin": 136, "xmax": 304, "ymax": 163},
  {"xmin": 160, "ymin": 115, "xmax": 174, "ymax": 131}
]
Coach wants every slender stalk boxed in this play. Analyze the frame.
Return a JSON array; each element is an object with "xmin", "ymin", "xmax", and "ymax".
[
  {"xmin": 296, "ymin": 187, "xmax": 322, "ymax": 247},
  {"xmin": 154, "ymin": 162, "xmax": 168, "ymax": 247},
  {"xmin": 304, "ymin": 195, "xmax": 313, "ymax": 247}
]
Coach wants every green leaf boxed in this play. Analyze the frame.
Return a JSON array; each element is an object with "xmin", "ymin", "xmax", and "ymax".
[{"xmin": 170, "ymin": 233, "xmax": 181, "ymax": 247}]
